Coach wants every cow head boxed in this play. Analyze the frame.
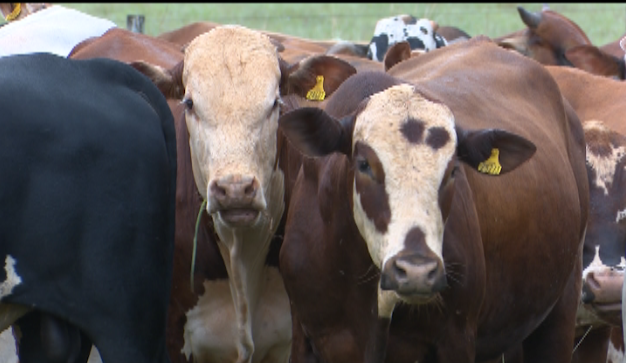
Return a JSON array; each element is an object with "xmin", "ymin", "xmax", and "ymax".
[
  {"xmin": 130, "ymin": 26, "xmax": 356, "ymax": 230},
  {"xmin": 367, "ymin": 15, "xmax": 447, "ymax": 62},
  {"xmin": 578, "ymin": 121, "xmax": 626, "ymax": 328},
  {"xmin": 279, "ymin": 83, "xmax": 536, "ymax": 317},
  {"xmin": 496, "ymin": 6, "xmax": 591, "ymax": 66}
]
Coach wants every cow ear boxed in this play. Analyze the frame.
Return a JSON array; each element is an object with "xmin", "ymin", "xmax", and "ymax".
[
  {"xmin": 282, "ymin": 55, "xmax": 357, "ymax": 100},
  {"xmin": 565, "ymin": 45, "xmax": 623, "ymax": 79},
  {"xmin": 456, "ymin": 127, "xmax": 536, "ymax": 176},
  {"xmin": 130, "ymin": 60, "xmax": 185, "ymax": 99},
  {"xmin": 384, "ymin": 41, "xmax": 411, "ymax": 71},
  {"xmin": 279, "ymin": 107, "xmax": 354, "ymax": 157}
]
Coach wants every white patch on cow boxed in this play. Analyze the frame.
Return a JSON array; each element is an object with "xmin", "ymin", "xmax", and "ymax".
[
  {"xmin": 583, "ymin": 245, "xmax": 606, "ymax": 280},
  {"xmin": 368, "ymin": 15, "xmax": 444, "ymax": 61},
  {"xmin": 0, "ymin": 328, "xmax": 17, "ymax": 363},
  {"xmin": 0, "ymin": 256, "xmax": 22, "ymax": 300},
  {"xmin": 584, "ymin": 121, "xmax": 626, "ymax": 196},
  {"xmin": 616, "ymin": 208, "xmax": 626, "ymax": 223},
  {"xmin": 351, "ymin": 84, "xmax": 456, "ymax": 317},
  {"xmin": 607, "ymin": 338, "xmax": 624, "ymax": 363},
  {"xmin": 182, "ymin": 267, "xmax": 291, "ymax": 363}
]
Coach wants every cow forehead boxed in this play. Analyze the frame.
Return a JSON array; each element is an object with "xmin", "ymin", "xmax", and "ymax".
[
  {"xmin": 584, "ymin": 120, "xmax": 626, "ymax": 196},
  {"xmin": 183, "ymin": 26, "xmax": 280, "ymax": 114},
  {"xmin": 353, "ymin": 84, "xmax": 456, "ymax": 167}
]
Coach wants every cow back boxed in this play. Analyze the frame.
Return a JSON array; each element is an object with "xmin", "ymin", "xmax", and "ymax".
[{"xmin": 0, "ymin": 53, "xmax": 177, "ymax": 362}]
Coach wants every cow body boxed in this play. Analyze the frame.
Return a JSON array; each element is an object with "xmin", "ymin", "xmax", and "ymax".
[
  {"xmin": 70, "ymin": 25, "xmax": 357, "ymax": 363},
  {"xmin": 279, "ymin": 37, "xmax": 588, "ymax": 362},
  {"xmin": 547, "ymin": 65, "xmax": 626, "ymax": 362},
  {"xmin": 0, "ymin": 53, "xmax": 177, "ymax": 362}
]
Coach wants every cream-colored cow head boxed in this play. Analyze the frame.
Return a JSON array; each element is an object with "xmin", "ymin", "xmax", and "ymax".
[
  {"xmin": 130, "ymin": 25, "xmax": 359, "ymax": 229},
  {"xmin": 180, "ymin": 26, "xmax": 282, "ymax": 227}
]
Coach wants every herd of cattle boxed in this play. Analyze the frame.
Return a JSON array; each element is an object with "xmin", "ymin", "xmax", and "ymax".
[{"xmin": 0, "ymin": 2, "xmax": 625, "ymax": 363}]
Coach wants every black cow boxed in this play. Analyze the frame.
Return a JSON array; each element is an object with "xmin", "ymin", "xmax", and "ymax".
[{"xmin": 0, "ymin": 53, "xmax": 177, "ymax": 363}]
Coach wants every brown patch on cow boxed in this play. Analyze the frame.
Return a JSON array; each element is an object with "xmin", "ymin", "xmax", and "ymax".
[
  {"xmin": 354, "ymin": 142, "xmax": 391, "ymax": 233},
  {"xmin": 403, "ymin": 227, "xmax": 427, "ymax": 251},
  {"xmin": 401, "ymin": 118, "xmax": 425, "ymax": 144},
  {"xmin": 585, "ymin": 121, "xmax": 614, "ymax": 157},
  {"xmin": 426, "ymin": 126, "xmax": 451, "ymax": 150}
]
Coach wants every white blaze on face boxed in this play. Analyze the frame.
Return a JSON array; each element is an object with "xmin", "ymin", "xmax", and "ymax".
[
  {"xmin": 584, "ymin": 120, "xmax": 626, "ymax": 196},
  {"xmin": 0, "ymin": 256, "xmax": 21, "ymax": 300},
  {"xmin": 182, "ymin": 26, "xmax": 281, "ymax": 211},
  {"xmin": 352, "ymin": 84, "xmax": 456, "ymax": 270}
]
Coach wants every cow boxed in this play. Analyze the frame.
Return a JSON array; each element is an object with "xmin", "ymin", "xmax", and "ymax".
[
  {"xmin": 495, "ymin": 6, "xmax": 626, "ymax": 81},
  {"xmin": 546, "ymin": 65, "xmax": 626, "ymax": 362},
  {"xmin": 0, "ymin": 3, "xmax": 116, "ymax": 58},
  {"xmin": 71, "ymin": 25, "xmax": 358, "ymax": 363},
  {"xmin": 366, "ymin": 14, "xmax": 447, "ymax": 62},
  {"xmin": 0, "ymin": 53, "xmax": 177, "ymax": 363},
  {"xmin": 277, "ymin": 36, "xmax": 588, "ymax": 363},
  {"xmin": 495, "ymin": 6, "xmax": 591, "ymax": 66}
]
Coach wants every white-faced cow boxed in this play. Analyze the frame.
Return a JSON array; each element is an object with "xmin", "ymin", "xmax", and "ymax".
[{"xmin": 278, "ymin": 36, "xmax": 588, "ymax": 363}]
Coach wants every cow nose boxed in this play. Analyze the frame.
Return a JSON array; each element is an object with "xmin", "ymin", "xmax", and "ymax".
[
  {"xmin": 209, "ymin": 175, "xmax": 259, "ymax": 209},
  {"xmin": 380, "ymin": 254, "xmax": 447, "ymax": 295},
  {"xmin": 582, "ymin": 269, "xmax": 624, "ymax": 304}
]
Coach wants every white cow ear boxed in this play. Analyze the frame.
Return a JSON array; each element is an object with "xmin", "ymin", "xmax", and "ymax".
[{"xmin": 456, "ymin": 127, "xmax": 536, "ymax": 176}]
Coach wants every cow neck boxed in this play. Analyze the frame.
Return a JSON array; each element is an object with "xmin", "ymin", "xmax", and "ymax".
[{"xmin": 212, "ymin": 167, "xmax": 285, "ymax": 362}]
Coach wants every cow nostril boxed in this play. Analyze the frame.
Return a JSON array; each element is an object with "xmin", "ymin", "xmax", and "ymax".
[
  {"xmin": 244, "ymin": 183, "xmax": 256, "ymax": 197},
  {"xmin": 210, "ymin": 181, "xmax": 227, "ymax": 198},
  {"xmin": 393, "ymin": 260, "xmax": 407, "ymax": 280}
]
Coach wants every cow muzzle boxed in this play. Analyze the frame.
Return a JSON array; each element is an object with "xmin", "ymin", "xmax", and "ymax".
[
  {"xmin": 208, "ymin": 174, "xmax": 265, "ymax": 226},
  {"xmin": 380, "ymin": 253, "xmax": 447, "ymax": 300},
  {"xmin": 581, "ymin": 268, "xmax": 624, "ymax": 326}
]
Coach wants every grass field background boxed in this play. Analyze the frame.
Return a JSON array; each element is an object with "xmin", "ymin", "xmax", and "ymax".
[{"xmin": 2, "ymin": 4, "xmax": 624, "ymax": 46}]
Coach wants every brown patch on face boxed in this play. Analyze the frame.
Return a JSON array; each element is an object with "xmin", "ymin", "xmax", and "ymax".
[
  {"xmin": 425, "ymin": 126, "xmax": 451, "ymax": 150},
  {"xmin": 403, "ymin": 227, "xmax": 427, "ymax": 251},
  {"xmin": 354, "ymin": 142, "xmax": 390, "ymax": 233},
  {"xmin": 400, "ymin": 118, "xmax": 425, "ymax": 144}
]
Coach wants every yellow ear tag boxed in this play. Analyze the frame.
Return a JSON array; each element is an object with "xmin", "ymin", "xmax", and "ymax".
[
  {"xmin": 477, "ymin": 148, "xmax": 502, "ymax": 175},
  {"xmin": 306, "ymin": 75, "xmax": 326, "ymax": 101}
]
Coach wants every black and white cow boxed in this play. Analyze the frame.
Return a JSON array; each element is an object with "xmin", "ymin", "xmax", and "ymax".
[
  {"xmin": 0, "ymin": 53, "xmax": 177, "ymax": 363},
  {"xmin": 367, "ymin": 14, "xmax": 447, "ymax": 62}
]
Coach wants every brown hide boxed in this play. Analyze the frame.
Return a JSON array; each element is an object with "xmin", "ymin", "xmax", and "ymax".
[{"xmin": 281, "ymin": 36, "xmax": 588, "ymax": 363}]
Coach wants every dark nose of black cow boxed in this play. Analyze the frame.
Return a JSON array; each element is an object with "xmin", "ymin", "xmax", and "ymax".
[
  {"xmin": 380, "ymin": 254, "xmax": 447, "ymax": 295},
  {"xmin": 210, "ymin": 175, "xmax": 259, "ymax": 208}
]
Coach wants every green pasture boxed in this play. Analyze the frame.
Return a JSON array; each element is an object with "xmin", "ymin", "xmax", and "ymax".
[{"xmin": 2, "ymin": 3, "xmax": 624, "ymax": 46}]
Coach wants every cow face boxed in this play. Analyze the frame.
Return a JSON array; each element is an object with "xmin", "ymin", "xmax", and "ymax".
[
  {"xmin": 181, "ymin": 26, "xmax": 282, "ymax": 227},
  {"xmin": 579, "ymin": 121, "xmax": 626, "ymax": 327},
  {"xmin": 349, "ymin": 85, "xmax": 456, "ymax": 309},
  {"xmin": 279, "ymin": 81, "xmax": 536, "ymax": 318},
  {"xmin": 367, "ymin": 15, "xmax": 446, "ymax": 62}
]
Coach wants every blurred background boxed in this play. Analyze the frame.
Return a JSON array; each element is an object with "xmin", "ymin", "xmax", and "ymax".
[{"xmin": 2, "ymin": 3, "xmax": 619, "ymax": 45}]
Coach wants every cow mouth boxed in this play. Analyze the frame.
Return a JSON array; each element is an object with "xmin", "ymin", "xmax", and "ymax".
[
  {"xmin": 219, "ymin": 208, "xmax": 260, "ymax": 226},
  {"xmin": 396, "ymin": 291, "xmax": 439, "ymax": 305}
]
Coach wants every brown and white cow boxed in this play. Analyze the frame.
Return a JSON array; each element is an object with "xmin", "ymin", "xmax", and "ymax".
[
  {"xmin": 496, "ymin": 5, "xmax": 626, "ymax": 81},
  {"xmin": 547, "ymin": 65, "xmax": 626, "ymax": 362},
  {"xmin": 73, "ymin": 25, "xmax": 358, "ymax": 363},
  {"xmin": 278, "ymin": 36, "xmax": 589, "ymax": 362}
]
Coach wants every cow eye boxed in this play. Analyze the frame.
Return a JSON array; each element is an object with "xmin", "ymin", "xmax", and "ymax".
[
  {"xmin": 357, "ymin": 159, "xmax": 371, "ymax": 174},
  {"xmin": 420, "ymin": 27, "xmax": 428, "ymax": 35},
  {"xmin": 183, "ymin": 97, "xmax": 193, "ymax": 110}
]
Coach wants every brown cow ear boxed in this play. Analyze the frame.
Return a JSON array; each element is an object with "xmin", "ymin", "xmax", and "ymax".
[
  {"xmin": 384, "ymin": 41, "xmax": 411, "ymax": 71},
  {"xmin": 278, "ymin": 107, "xmax": 354, "ymax": 157},
  {"xmin": 130, "ymin": 60, "xmax": 185, "ymax": 99},
  {"xmin": 456, "ymin": 127, "xmax": 536, "ymax": 176},
  {"xmin": 282, "ymin": 55, "xmax": 357, "ymax": 100},
  {"xmin": 565, "ymin": 45, "xmax": 623, "ymax": 79}
]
